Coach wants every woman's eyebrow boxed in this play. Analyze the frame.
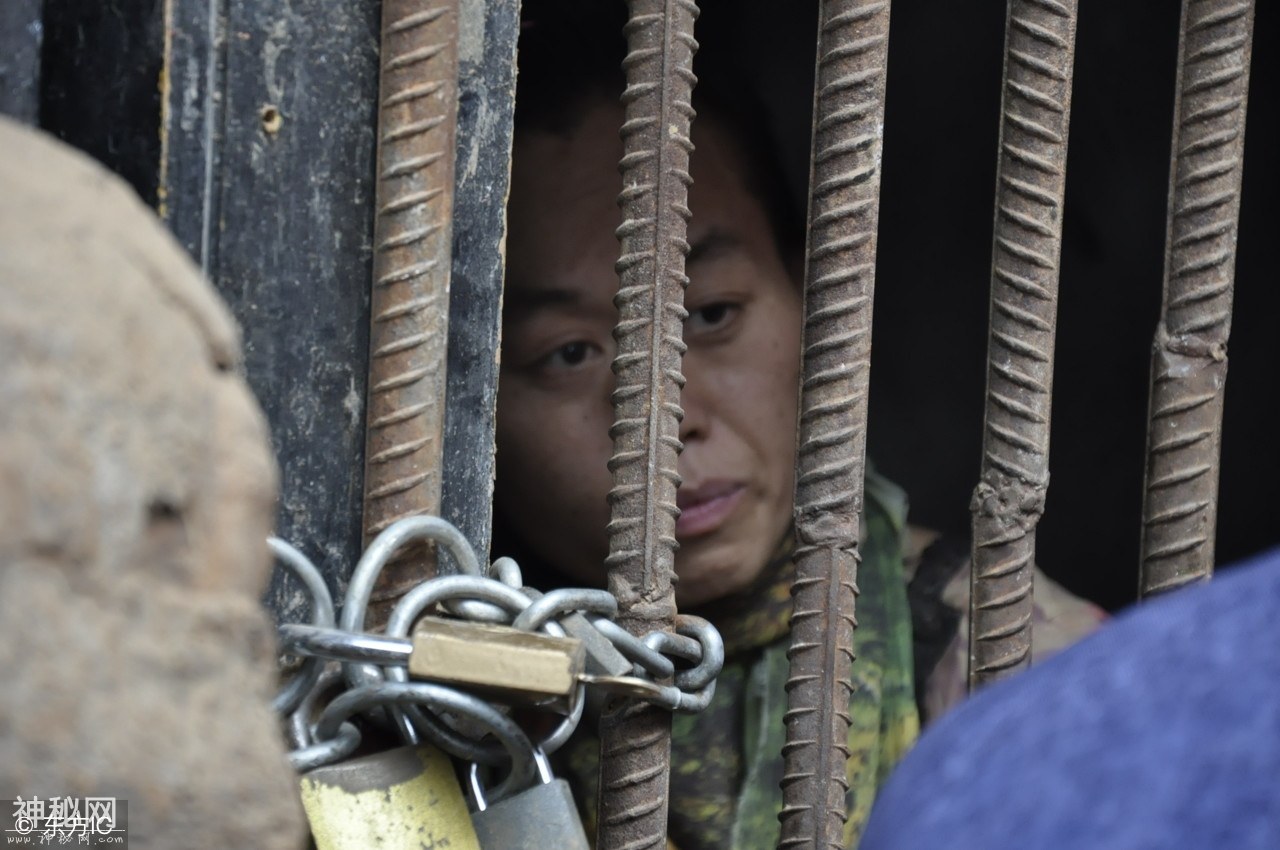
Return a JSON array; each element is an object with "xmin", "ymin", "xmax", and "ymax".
[
  {"xmin": 505, "ymin": 230, "xmax": 737, "ymax": 323},
  {"xmin": 687, "ymin": 228, "xmax": 741, "ymax": 267},
  {"xmin": 504, "ymin": 286, "xmax": 581, "ymax": 320}
]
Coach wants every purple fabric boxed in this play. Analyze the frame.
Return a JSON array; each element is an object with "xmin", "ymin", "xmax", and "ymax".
[{"xmin": 861, "ymin": 546, "xmax": 1280, "ymax": 850}]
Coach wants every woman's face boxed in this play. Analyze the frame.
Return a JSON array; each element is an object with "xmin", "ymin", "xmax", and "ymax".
[{"xmin": 497, "ymin": 99, "xmax": 802, "ymax": 607}]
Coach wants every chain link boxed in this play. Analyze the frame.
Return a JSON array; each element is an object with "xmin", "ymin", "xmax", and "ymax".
[{"xmin": 272, "ymin": 515, "xmax": 723, "ymax": 781}]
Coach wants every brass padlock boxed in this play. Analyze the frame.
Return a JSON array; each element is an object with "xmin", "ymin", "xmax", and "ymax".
[
  {"xmin": 409, "ymin": 615, "xmax": 587, "ymax": 710},
  {"xmin": 300, "ymin": 744, "xmax": 480, "ymax": 850}
]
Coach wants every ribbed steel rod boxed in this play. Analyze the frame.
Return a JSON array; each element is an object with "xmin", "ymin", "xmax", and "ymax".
[
  {"xmin": 969, "ymin": 0, "xmax": 1077, "ymax": 690},
  {"xmin": 1139, "ymin": 0, "xmax": 1254, "ymax": 599},
  {"xmin": 363, "ymin": 0, "xmax": 460, "ymax": 624},
  {"xmin": 596, "ymin": 2, "xmax": 699, "ymax": 850},
  {"xmin": 779, "ymin": 2, "xmax": 891, "ymax": 848}
]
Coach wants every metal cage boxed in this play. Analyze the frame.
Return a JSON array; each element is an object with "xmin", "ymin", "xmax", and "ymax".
[{"xmin": 2, "ymin": 0, "xmax": 1267, "ymax": 847}]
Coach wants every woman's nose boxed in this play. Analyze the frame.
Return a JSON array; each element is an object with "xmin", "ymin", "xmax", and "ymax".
[{"xmin": 678, "ymin": 359, "xmax": 710, "ymax": 444}]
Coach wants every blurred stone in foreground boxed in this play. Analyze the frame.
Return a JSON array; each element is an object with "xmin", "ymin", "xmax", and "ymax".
[{"xmin": 0, "ymin": 116, "xmax": 304, "ymax": 850}]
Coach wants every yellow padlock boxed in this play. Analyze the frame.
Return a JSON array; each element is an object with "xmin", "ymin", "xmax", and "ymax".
[{"xmin": 300, "ymin": 744, "xmax": 480, "ymax": 850}]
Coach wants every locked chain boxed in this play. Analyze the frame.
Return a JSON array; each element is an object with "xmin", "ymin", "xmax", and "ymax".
[{"xmin": 271, "ymin": 515, "xmax": 724, "ymax": 788}]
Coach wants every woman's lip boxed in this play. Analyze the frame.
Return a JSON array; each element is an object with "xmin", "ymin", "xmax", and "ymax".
[{"xmin": 676, "ymin": 483, "xmax": 745, "ymax": 539}]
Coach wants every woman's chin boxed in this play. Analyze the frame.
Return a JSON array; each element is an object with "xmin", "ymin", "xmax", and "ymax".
[{"xmin": 674, "ymin": 548, "xmax": 768, "ymax": 608}]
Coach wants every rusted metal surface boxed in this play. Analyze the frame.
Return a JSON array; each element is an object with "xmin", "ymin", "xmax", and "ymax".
[
  {"xmin": 596, "ymin": 2, "xmax": 699, "ymax": 849},
  {"xmin": 779, "ymin": 2, "xmax": 892, "ymax": 848},
  {"xmin": 969, "ymin": 0, "xmax": 1077, "ymax": 690},
  {"xmin": 1139, "ymin": 0, "xmax": 1254, "ymax": 600},
  {"xmin": 364, "ymin": 0, "xmax": 461, "ymax": 622}
]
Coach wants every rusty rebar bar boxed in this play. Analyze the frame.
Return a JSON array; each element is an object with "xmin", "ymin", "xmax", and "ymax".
[
  {"xmin": 969, "ymin": 0, "xmax": 1077, "ymax": 690},
  {"xmin": 595, "ymin": 3, "xmax": 698, "ymax": 850},
  {"xmin": 1139, "ymin": 0, "xmax": 1254, "ymax": 600},
  {"xmin": 778, "ymin": 2, "xmax": 891, "ymax": 848},
  {"xmin": 363, "ymin": 0, "xmax": 460, "ymax": 622}
]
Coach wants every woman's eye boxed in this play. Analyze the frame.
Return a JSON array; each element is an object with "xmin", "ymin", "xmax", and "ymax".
[
  {"xmin": 688, "ymin": 302, "xmax": 739, "ymax": 332},
  {"xmin": 556, "ymin": 342, "xmax": 589, "ymax": 365},
  {"xmin": 540, "ymin": 341, "xmax": 596, "ymax": 370}
]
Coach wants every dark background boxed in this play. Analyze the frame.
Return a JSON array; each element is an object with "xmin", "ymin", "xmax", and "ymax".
[
  {"xmin": 13, "ymin": 0, "xmax": 1278, "ymax": 612},
  {"xmin": 871, "ymin": 2, "xmax": 1277, "ymax": 611}
]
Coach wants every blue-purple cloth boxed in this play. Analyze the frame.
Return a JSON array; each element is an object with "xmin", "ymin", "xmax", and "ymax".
[{"xmin": 860, "ymin": 546, "xmax": 1280, "ymax": 850}]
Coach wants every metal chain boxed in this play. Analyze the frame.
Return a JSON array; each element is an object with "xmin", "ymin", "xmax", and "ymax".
[{"xmin": 271, "ymin": 515, "xmax": 723, "ymax": 787}]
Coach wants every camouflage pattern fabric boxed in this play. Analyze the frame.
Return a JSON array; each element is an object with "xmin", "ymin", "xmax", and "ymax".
[
  {"xmin": 558, "ymin": 471, "xmax": 919, "ymax": 849},
  {"xmin": 917, "ymin": 558, "xmax": 1108, "ymax": 724}
]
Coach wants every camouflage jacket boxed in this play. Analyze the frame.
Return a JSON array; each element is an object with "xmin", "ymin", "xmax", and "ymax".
[{"xmin": 557, "ymin": 471, "xmax": 920, "ymax": 850}]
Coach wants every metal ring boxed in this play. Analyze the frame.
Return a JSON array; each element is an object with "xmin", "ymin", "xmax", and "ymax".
[
  {"xmin": 391, "ymin": 657, "xmax": 578, "ymax": 757},
  {"xmin": 381, "ymin": 575, "xmax": 531, "ymax": 759},
  {"xmin": 489, "ymin": 556, "xmax": 523, "ymax": 588},
  {"xmin": 400, "ymin": 703, "xmax": 511, "ymax": 766},
  {"xmin": 384, "ymin": 575, "xmax": 533, "ymax": 637},
  {"xmin": 672, "ymin": 678, "xmax": 717, "ymax": 713},
  {"xmin": 269, "ymin": 538, "xmax": 336, "ymax": 716},
  {"xmin": 314, "ymin": 682, "xmax": 538, "ymax": 803},
  {"xmin": 579, "ymin": 673, "xmax": 682, "ymax": 711},
  {"xmin": 642, "ymin": 630, "xmax": 700, "ymax": 663},
  {"xmin": 591, "ymin": 617, "xmax": 675, "ymax": 679},
  {"xmin": 673, "ymin": 614, "xmax": 725, "ymax": 692},
  {"xmin": 468, "ymin": 748, "xmax": 555, "ymax": 813},
  {"xmin": 410, "ymin": 669, "xmax": 583, "ymax": 759},
  {"xmin": 339, "ymin": 515, "xmax": 483, "ymax": 636},
  {"xmin": 381, "ymin": 576, "xmax": 588, "ymax": 760},
  {"xmin": 538, "ymin": 686, "xmax": 585, "ymax": 755},
  {"xmin": 287, "ymin": 706, "xmax": 312, "ymax": 752},
  {"xmin": 510, "ymin": 588, "xmax": 618, "ymax": 632},
  {"xmin": 279, "ymin": 623, "xmax": 413, "ymax": 667},
  {"xmin": 288, "ymin": 721, "xmax": 360, "ymax": 772},
  {"xmin": 287, "ymin": 663, "xmax": 345, "ymax": 750}
]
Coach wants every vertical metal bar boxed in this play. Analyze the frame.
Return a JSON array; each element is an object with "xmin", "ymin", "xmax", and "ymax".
[
  {"xmin": 1139, "ymin": 0, "xmax": 1254, "ymax": 599},
  {"xmin": 364, "ymin": 0, "xmax": 461, "ymax": 620},
  {"xmin": 596, "ymin": 2, "xmax": 699, "ymax": 849},
  {"xmin": 969, "ymin": 0, "xmax": 1077, "ymax": 690},
  {"xmin": 779, "ymin": 3, "xmax": 891, "ymax": 848}
]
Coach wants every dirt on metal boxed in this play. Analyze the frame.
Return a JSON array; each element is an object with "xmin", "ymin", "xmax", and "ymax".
[
  {"xmin": 596, "ymin": 2, "xmax": 700, "ymax": 849},
  {"xmin": 968, "ymin": 0, "xmax": 1078, "ymax": 691},
  {"xmin": 363, "ymin": 0, "xmax": 461, "ymax": 626},
  {"xmin": 779, "ymin": 2, "xmax": 893, "ymax": 848},
  {"xmin": 1139, "ymin": 0, "xmax": 1254, "ymax": 599}
]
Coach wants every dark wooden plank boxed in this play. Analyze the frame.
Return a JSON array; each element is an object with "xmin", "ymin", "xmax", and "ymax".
[
  {"xmin": 160, "ymin": 0, "xmax": 520, "ymax": 616},
  {"xmin": 158, "ymin": 0, "xmax": 227, "ymax": 262},
  {"xmin": 0, "ymin": 0, "xmax": 42, "ymax": 123},
  {"xmin": 162, "ymin": 0, "xmax": 380, "ymax": 620},
  {"xmin": 440, "ymin": 0, "xmax": 520, "ymax": 565},
  {"xmin": 37, "ymin": 0, "xmax": 162, "ymax": 202}
]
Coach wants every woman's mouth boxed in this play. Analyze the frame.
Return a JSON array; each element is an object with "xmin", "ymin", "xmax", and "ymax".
[{"xmin": 675, "ymin": 481, "xmax": 746, "ymax": 539}]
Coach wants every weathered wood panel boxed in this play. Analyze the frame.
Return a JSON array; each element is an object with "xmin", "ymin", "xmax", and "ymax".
[
  {"xmin": 0, "ymin": 0, "xmax": 43, "ymax": 123},
  {"xmin": 162, "ymin": 0, "xmax": 381, "ymax": 619},
  {"xmin": 161, "ymin": 0, "xmax": 517, "ymax": 616},
  {"xmin": 440, "ymin": 0, "xmax": 520, "ymax": 565},
  {"xmin": 36, "ymin": 0, "xmax": 164, "ymax": 203}
]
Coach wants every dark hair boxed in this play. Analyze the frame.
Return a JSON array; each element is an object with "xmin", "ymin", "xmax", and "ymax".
[{"xmin": 514, "ymin": 0, "xmax": 804, "ymax": 260}]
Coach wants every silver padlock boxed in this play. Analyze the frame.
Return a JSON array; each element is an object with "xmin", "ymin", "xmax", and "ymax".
[{"xmin": 469, "ymin": 751, "xmax": 590, "ymax": 850}]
